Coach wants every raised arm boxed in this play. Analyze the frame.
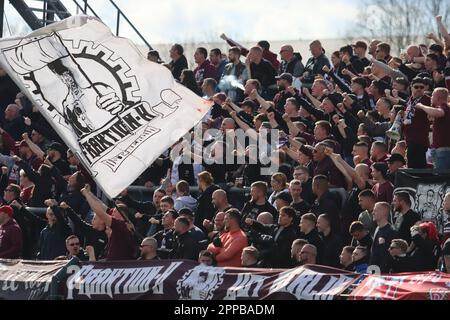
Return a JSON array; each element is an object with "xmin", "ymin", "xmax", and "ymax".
[
  {"xmin": 323, "ymin": 65, "xmax": 352, "ymax": 94},
  {"xmin": 250, "ymin": 90, "xmax": 272, "ymax": 111},
  {"xmin": 302, "ymin": 88, "xmax": 323, "ymax": 109},
  {"xmin": 436, "ymin": 16, "xmax": 450, "ymax": 51},
  {"xmin": 21, "ymin": 133, "xmax": 45, "ymax": 160},
  {"xmin": 229, "ymin": 111, "xmax": 258, "ymax": 140},
  {"xmin": 81, "ymin": 184, "xmax": 112, "ymax": 227},
  {"xmin": 415, "ymin": 103, "xmax": 445, "ymax": 118},
  {"xmin": 13, "ymin": 156, "xmax": 40, "ymax": 183},
  {"xmin": 283, "ymin": 114, "xmax": 300, "ymax": 137},
  {"xmin": 328, "ymin": 151, "xmax": 366, "ymax": 190}
]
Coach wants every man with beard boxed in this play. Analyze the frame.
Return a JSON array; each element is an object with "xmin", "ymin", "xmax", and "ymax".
[
  {"xmin": 298, "ymin": 213, "xmax": 325, "ymax": 264},
  {"xmin": 241, "ymin": 181, "xmax": 279, "ymax": 231},
  {"xmin": 221, "ymin": 47, "xmax": 248, "ymax": 102},
  {"xmin": 138, "ymin": 237, "xmax": 160, "ymax": 261},
  {"xmin": 245, "ymin": 206, "xmax": 298, "ymax": 268},
  {"xmin": 56, "ymin": 171, "xmax": 89, "ymax": 220},
  {"xmin": 392, "ymin": 192, "xmax": 421, "ymax": 244},
  {"xmin": 272, "ymin": 73, "xmax": 299, "ymax": 113},
  {"xmin": 207, "ymin": 209, "xmax": 248, "ymax": 267},
  {"xmin": 402, "ymin": 77, "xmax": 431, "ymax": 169},
  {"xmin": 203, "ymin": 190, "xmax": 231, "ymax": 236}
]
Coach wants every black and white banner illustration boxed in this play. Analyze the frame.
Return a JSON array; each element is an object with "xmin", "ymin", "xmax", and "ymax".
[{"xmin": 0, "ymin": 16, "xmax": 211, "ymax": 198}]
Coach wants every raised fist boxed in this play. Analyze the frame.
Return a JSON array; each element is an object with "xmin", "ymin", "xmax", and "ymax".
[
  {"xmin": 96, "ymin": 91, "xmax": 124, "ymax": 115},
  {"xmin": 44, "ymin": 199, "xmax": 58, "ymax": 207},
  {"xmin": 81, "ymin": 184, "xmax": 91, "ymax": 196}
]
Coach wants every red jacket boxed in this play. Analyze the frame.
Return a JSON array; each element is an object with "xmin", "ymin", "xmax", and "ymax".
[
  {"xmin": 207, "ymin": 229, "xmax": 248, "ymax": 267},
  {"xmin": 0, "ymin": 219, "xmax": 23, "ymax": 259}
]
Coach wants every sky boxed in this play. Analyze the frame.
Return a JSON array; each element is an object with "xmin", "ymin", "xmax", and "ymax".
[{"xmin": 3, "ymin": 0, "xmax": 361, "ymax": 44}]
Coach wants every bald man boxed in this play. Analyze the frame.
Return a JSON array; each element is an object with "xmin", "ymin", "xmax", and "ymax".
[
  {"xmin": 369, "ymin": 40, "xmax": 381, "ymax": 57},
  {"xmin": 302, "ymin": 40, "xmax": 330, "ymax": 88},
  {"xmin": 299, "ymin": 244, "xmax": 317, "ymax": 265},
  {"xmin": 279, "ymin": 44, "xmax": 304, "ymax": 77},
  {"xmin": 256, "ymin": 212, "xmax": 274, "ymax": 225},
  {"xmin": 416, "ymin": 87, "xmax": 450, "ymax": 170},
  {"xmin": 370, "ymin": 202, "xmax": 398, "ymax": 273},
  {"xmin": 212, "ymin": 189, "xmax": 231, "ymax": 213},
  {"xmin": 4, "ymin": 104, "xmax": 27, "ymax": 140},
  {"xmin": 138, "ymin": 237, "xmax": 159, "ymax": 260}
]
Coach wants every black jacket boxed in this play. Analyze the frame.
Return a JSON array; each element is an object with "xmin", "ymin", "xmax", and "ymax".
[
  {"xmin": 396, "ymin": 210, "xmax": 421, "ymax": 244},
  {"xmin": 279, "ymin": 53, "xmax": 304, "ymax": 77},
  {"xmin": 387, "ymin": 255, "xmax": 416, "ymax": 273},
  {"xmin": 3, "ymin": 117, "xmax": 27, "ymax": 141},
  {"xmin": 17, "ymin": 160, "xmax": 56, "ymax": 207},
  {"xmin": 241, "ymin": 200, "xmax": 279, "ymax": 231},
  {"xmin": 120, "ymin": 194, "xmax": 158, "ymax": 236},
  {"xmin": 321, "ymin": 231, "xmax": 343, "ymax": 268},
  {"xmin": 311, "ymin": 191, "xmax": 342, "ymax": 234},
  {"xmin": 303, "ymin": 53, "xmax": 331, "ymax": 84},
  {"xmin": 170, "ymin": 55, "xmax": 189, "ymax": 81},
  {"xmin": 410, "ymin": 235, "xmax": 441, "ymax": 272},
  {"xmin": 194, "ymin": 184, "xmax": 220, "ymax": 228},
  {"xmin": 38, "ymin": 206, "xmax": 72, "ymax": 260},
  {"xmin": 250, "ymin": 59, "xmax": 277, "ymax": 89},
  {"xmin": 12, "ymin": 205, "xmax": 47, "ymax": 259},
  {"xmin": 298, "ymin": 228, "xmax": 325, "ymax": 264},
  {"xmin": 370, "ymin": 224, "xmax": 398, "ymax": 273},
  {"xmin": 170, "ymin": 230, "xmax": 200, "ymax": 261},
  {"xmin": 250, "ymin": 222, "xmax": 298, "ymax": 268}
]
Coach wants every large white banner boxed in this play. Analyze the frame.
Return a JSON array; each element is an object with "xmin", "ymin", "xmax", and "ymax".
[{"xmin": 0, "ymin": 16, "xmax": 211, "ymax": 198}]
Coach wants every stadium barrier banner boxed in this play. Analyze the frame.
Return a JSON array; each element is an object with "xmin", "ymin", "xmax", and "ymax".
[
  {"xmin": 0, "ymin": 259, "xmax": 68, "ymax": 300},
  {"xmin": 349, "ymin": 272, "xmax": 450, "ymax": 300},
  {"xmin": 0, "ymin": 15, "xmax": 211, "ymax": 199},
  {"xmin": 64, "ymin": 260, "xmax": 359, "ymax": 300}
]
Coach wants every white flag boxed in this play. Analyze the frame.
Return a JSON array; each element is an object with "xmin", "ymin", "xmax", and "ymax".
[{"xmin": 0, "ymin": 16, "xmax": 211, "ymax": 198}]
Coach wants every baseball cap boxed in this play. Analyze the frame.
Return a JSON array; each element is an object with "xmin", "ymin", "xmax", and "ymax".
[
  {"xmin": 275, "ymin": 73, "xmax": 293, "ymax": 84},
  {"xmin": 0, "ymin": 205, "xmax": 14, "ymax": 218},
  {"xmin": 411, "ymin": 77, "xmax": 427, "ymax": 86},
  {"xmin": 353, "ymin": 41, "xmax": 368, "ymax": 50},
  {"xmin": 387, "ymin": 153, "xmax": 406, "ymax": 165}
]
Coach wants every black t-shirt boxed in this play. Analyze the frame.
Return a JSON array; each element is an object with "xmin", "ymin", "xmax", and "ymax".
[
  {"xmin": 52, "ymin": 158, "xmax": 72, "ymax": 176},
  {"xmin": 241, "ymin": 201, "xmax": 279, "ymax": 230},
  {"xmin": 291, "ymin": 201, "xmax": 310, "ymax": 230}
]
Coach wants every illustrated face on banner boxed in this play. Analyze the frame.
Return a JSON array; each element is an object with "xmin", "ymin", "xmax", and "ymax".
[
  {"xmin": 415, "ymin": 183, "xmax": 445, "ymax": 226},
  {"xmin": 176, "ymin": 265, "xmax": 225, "ymax": 300}
]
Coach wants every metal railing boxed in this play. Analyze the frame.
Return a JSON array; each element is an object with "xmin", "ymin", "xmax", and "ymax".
[
  {"xmin": 72, "ymin": 0, "xmax": 152, "ymax": 50},
  {"xmin": 4, "ymin": 0, "xmax": 152, "ymax": 50}
]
